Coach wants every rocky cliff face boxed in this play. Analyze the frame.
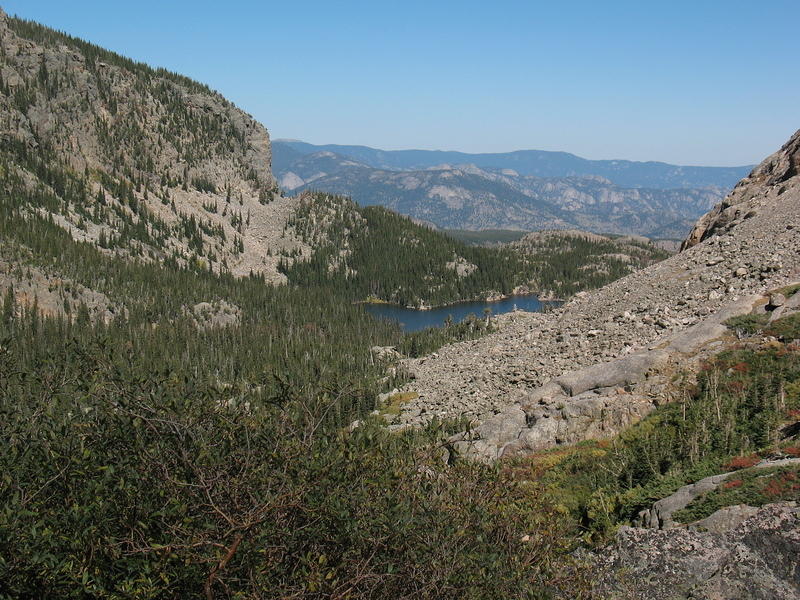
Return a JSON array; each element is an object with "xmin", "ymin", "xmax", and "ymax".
[
  {"xmin": 0, "ymin": 10, "xmax": 320, "ymax": 283},
  {"xmin": 1, "ymin": 11, "xmax": 274, "ymax": 192},
  {"xmin": 592, "ymin": 502, "xmax": 800, "ymax": 600},
  {"xmin": 683, "ymin": 129, "xmax": 800, "ymax": 249}
]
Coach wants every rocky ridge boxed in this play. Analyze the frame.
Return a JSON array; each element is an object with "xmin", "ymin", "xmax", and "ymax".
[
  {"xmin": 0, "ymin": 11, "xmax": 320, "ymax": 283},
  {"xmin": 391, "ymin": 130, "xmax": 800, "ymax": 462},
  {"xmin": 684, "ymin": 129, "xmax": 800, "ymax": 248},
  {"xmin": 274, "ymin": 139, "xmax": 751, "ymax": 190}
]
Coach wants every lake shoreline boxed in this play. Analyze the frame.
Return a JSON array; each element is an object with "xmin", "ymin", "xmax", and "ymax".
[
  {"xmin": 355, "ymin": 290, "xmax": 565, "ymax": 311},
  {"xmin": 363, "ymin": 293, "xmax": 561, "ymax": 333}
]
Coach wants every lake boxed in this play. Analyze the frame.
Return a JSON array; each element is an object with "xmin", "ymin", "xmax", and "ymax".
[{"xmin": 364, "ymin": 294, "xmax": 553, "ymax": 332}]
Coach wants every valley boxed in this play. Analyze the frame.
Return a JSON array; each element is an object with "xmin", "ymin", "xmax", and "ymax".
[{"xmin": 0, "ymin": 6, "xmax": 797, "ymax": 600}]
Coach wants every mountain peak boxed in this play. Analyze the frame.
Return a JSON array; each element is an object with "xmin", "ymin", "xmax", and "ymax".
[{"xmin": 682, "ymin": 128, "xmax": 800, "ymax": 249}]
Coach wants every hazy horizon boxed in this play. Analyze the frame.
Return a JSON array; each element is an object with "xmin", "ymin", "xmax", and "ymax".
[
  {"xmin": 273, "ymin": 138, "xmax": 758, "ymax": 168},
  {"xmin": 5, "ymin": 0, "xmax": 798, "ymax": 167}
]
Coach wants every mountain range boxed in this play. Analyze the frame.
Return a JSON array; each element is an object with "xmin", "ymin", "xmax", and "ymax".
[
  {"xmin": 275, "ymin": 140, "xmax": 751, "ymax": 189},
  {"xmin": 273, "ymin": 140, "xmax": 753, "ymax": 239}
]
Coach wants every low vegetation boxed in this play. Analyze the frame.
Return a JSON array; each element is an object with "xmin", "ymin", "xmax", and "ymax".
[
  {"xmin": 673, "ymin": 464, "xmax": 800, "ymax": 524},
  {"xmin": 516, "ymin": 324, "xmax": 800, "ymax": 543}
]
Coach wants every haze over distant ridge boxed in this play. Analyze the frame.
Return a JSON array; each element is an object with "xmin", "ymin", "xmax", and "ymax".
[
  {"xmin": 273, "ymin": 140, "xmax": 752, "ymax": 238},
  {"xmin": 275, "ymin": 140, "xmax": 752, "ymax": 189}
]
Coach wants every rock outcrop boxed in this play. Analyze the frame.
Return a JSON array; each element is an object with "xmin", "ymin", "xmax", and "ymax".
[
  {"xmin": 638, "ymin": 458, "xmax": 800, "ymax": 530},
  {"xmin": 592, "ymin": 502, "xmax": 800, "ymax": 600},
  {"xmin": 683, "ymin": 129, "xmax": 800, "ymax": 249}
]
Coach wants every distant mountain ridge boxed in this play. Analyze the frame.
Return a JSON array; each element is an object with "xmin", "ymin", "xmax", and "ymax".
[{"xmin": 275, "ymin": 140, "xmax": 752, "ymax": 190}]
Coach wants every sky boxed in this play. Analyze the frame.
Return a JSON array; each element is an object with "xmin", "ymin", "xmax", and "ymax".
[{"xmin": 5, "ymin": 1, "xmax": 799, "ymax": 166}]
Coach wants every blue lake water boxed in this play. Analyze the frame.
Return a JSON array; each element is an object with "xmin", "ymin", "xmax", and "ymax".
[{"xmin": 364, "ymin": 294, "xmax": 553, "ymax": 333}]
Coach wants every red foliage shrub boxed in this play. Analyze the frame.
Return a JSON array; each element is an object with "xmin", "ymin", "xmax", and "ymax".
[
  {"xmin": 724, "ymin": 454, "xmax": 760, "ymax": 470},
  {"xmin": 722, "ymin": 479, "xmax": 743, "ymax": 490},
  {"xmin": 760, "ymin": 470, "xmax": 800, "ymax": 498},
  {"xmin": 763, "ymin": 479, "xmax": 784, "ymax": 498}
]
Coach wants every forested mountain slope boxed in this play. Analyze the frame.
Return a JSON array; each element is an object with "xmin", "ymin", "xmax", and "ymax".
[
  {"xmin": 279, "ymin": 193, "xmax": 670, "ymax": 306},
  {"xmin": 0, "ymin": 10, "xmax": 307, "ymax": 282}
]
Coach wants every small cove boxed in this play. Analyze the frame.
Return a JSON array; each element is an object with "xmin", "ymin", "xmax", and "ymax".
[{"xmin": 364, "ymin": 294, "xmax": 555, "ymax": 332}]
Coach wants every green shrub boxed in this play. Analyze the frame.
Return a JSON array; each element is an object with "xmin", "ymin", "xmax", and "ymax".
[
  {"xmin": 0, "ymin": 327, "xmax": 581, "ymax": 598},
  {"xmin": 766, "ymin": 313, "xmax": 800, "ymax": 341},
  {"xmin": 673, "ymin": 465, "xmax": 800, "ymax": 523}
]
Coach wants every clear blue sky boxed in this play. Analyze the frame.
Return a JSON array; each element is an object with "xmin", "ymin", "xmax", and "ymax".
[{"xmin": 5, "ymin": 1, "xmax": 798, "ymax": 165}]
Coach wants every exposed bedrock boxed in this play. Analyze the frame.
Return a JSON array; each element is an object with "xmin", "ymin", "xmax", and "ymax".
[{"xmin": 449, "ymin": 295, "xmax": 762, "ymax": 462}]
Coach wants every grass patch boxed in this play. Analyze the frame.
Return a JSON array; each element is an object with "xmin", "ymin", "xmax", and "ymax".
[
  {"xmin": 380, "ymin": 391, "xmax": 419, "ymax": 416},
  {"xmin": 362, "ymin": 295, "xmax": 392, "ymax": 304},
  {"xmin": 673, "ymin": 464, "xmax": 800, "ymax": 524},
  {"xmin": 724, "ymin": 310, "xmax": 800, "ymax": 340},
  {"xmin": 776, "ymin": 283, "xmax": 800, "ymax": 298},
  {"xmin": 725, "ymin": 313, "xmax": 769, "ymax": 335},
  {"xmin": 766, "ymin": 313, "xmax": 800, "ymax": 341}
]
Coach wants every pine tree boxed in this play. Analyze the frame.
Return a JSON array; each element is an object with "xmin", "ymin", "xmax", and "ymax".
[{"xmin": 2, "ymin": 286, "xmax": 15, "ymax": 326}]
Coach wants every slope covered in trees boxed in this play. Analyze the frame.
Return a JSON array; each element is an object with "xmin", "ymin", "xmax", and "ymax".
[
  {"xmin": 280, "ymin": 193, "xmax": 540, "ymax": 306},
  {"xmin": 0, "ymin": 159, "xmax": 582, "ymax": 597},
  {"xmin": 0, "ymin": 10, "xmax": 299, "ymax": 281},
  {"xmin": 280, "ymin": 192, "xmax": 670, "ymax": 306}
]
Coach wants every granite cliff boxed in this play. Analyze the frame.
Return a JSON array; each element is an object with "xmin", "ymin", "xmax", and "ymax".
[{"xmin": 0, "ymin": 9, "xmax": 315, "ymax": 285}]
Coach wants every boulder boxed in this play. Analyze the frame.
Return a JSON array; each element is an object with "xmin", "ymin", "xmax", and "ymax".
[
  {"xmin": 593, "ymin": 503, "xmax": 800, "ymax": 600},
  {"xmin": 690, "ymin": 504, "xmax": 760, "ymax": 534}
]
